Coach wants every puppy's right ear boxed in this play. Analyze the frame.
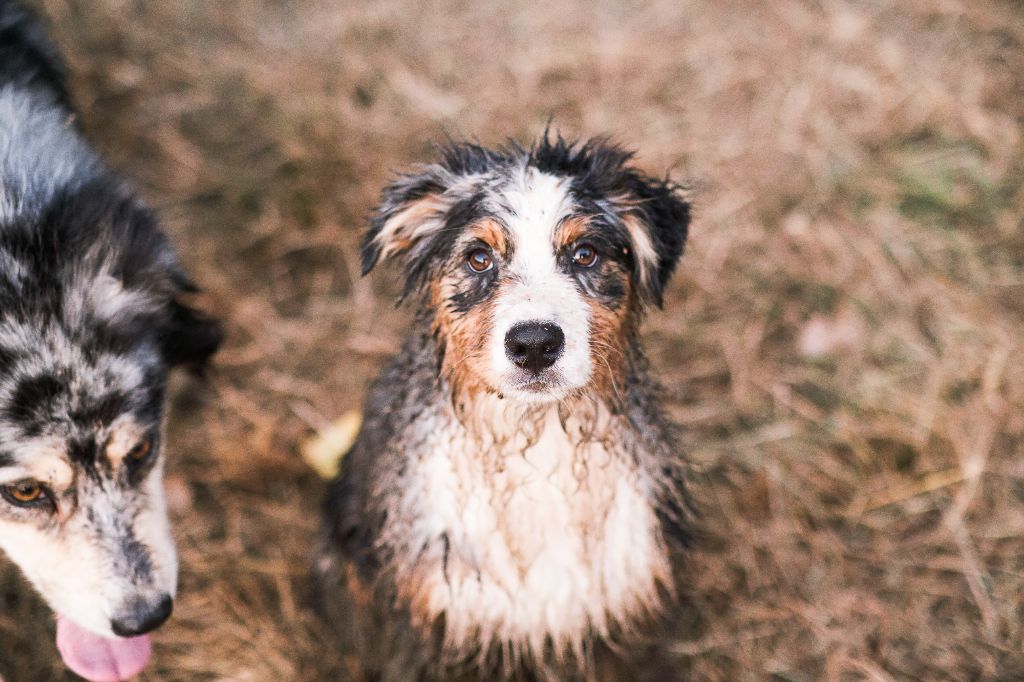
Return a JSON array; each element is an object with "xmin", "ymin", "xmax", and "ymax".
[{"xmin": 360, "ymin": 168, "xmax": 453, "ymax": 278}]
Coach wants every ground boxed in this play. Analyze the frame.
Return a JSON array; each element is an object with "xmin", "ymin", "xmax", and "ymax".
[{"xmin": 1, "ymin": 0, "xmax": 1022, "ymax": 679}]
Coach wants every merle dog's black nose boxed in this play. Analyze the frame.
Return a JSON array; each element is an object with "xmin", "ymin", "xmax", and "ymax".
[
  {"xmin": 505, "ymin": 322, "xmax": 565, "ymax": 372},
  {"xmin": 111, "ymin": 594, "xmax": 173, "ymax": 637}
]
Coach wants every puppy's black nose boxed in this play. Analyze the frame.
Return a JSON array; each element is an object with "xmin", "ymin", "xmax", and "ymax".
[
  {"xmin": 111, "ymin": 594, "xmax": 173, "ymax": 637},
  {"xmin": 505, "ymin": 322, "xmax": 564, "ymax": 372}
]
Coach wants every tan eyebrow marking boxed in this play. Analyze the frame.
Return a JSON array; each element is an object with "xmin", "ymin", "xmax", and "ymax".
[
  {"xmin": 103, "ymin": 416, "xmax": 149, "ymax": 469},
  {"xmin": 21, "ymin": 454, "xmax": 73, "ymax": 490},
  {"xmin": 468, "ymin": 218, "xmax": 508, "ymax": 255},
  {"xmin": 0, "ymin": 437, "xmax": 72, "ymax": 489},
  {"xmin": 554, "ymin": 215, "xmax": 591, "ymax": 247}
]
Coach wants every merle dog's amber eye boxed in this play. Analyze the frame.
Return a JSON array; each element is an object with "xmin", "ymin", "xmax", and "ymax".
[
  {"xmin": 127, "ymin": 437, "xmax": 153, "ymax": 462},
  {"xmin": 572, "ymin": 243, "xmax": 599, "ymax": 268},
  {"xmin": 3, "ymin": 481, "xmax": 44, "ymax": 505},
  {"xmin": 466, "ymin": 248, "xmax": 493, "ymax": 273}
]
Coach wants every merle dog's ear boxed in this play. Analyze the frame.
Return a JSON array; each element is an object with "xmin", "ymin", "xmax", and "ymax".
[
  {"xmin": 159, "ymin": 273, "xmax": 223, "ymax": 372},
  {"xmin": 360, "ymin": 167, "xmax": 453, "ymax": 282},
  {"xmin": 620, "ymin": 174, "xmax": 690, "ymax": 308},
  {"xmin": 112, "ymin": 202, "xmax": 223, "ymax": 372}
]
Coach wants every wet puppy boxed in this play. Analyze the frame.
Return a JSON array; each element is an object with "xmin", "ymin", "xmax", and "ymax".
[
  {"xmin": 0, "ymin": 3, "xmax": 220, "ymax": 680},
  {"xmin": 316, "ymin": 134, "xmax": 692, "ymax": 680}
]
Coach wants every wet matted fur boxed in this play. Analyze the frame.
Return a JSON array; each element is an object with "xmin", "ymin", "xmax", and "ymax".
[
  {"xmin": 315, "ymin": 135, "xmax": 693, "ymax": 680},
  {"xmin": 0, "ymin": 0, "xmax": 220, "ymax": 653}
]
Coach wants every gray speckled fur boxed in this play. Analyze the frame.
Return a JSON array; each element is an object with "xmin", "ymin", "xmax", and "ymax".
[{"xmin": 0, "ymin": 0, "xmax": 221, "ymax": 639}]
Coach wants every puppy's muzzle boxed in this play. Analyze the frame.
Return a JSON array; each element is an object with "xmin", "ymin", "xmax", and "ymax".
[{"xmin": 505, "ymin": 321, "xmax": 564, "ymax": 373}]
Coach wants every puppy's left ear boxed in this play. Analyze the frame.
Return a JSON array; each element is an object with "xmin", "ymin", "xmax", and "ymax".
[
  {"xmin": 159, "ymin": 275, "xmax": 223, "ymax": 372},
  {"xmin": 621, "ymin": 174, "xmax": 690, "ymax": 308},
  {"xmin": 360, "ymin": 166, "xmax": 457, "ymax": 299}
]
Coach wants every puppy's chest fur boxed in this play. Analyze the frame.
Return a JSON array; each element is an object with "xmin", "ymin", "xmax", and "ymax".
[{"xmin": 382, "ymin": 400, "xmax": 671, "ymax": 657}]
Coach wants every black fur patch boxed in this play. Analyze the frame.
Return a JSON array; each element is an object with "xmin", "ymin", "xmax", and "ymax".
[
  {"xmin": 68, "ymin": 437, "xmax": 99, "ymax": 467},
  {"xmin": 557, "ymin": 226, "xmax": 633, "ymax": 308},
  {"xmin": 0, "ymin": 345, "xmax": 20, "ymax": 376},
  {"xmin": 448, "ymin": 245, "xmax": 500, "ymax": 313},
  {"xmin": 158, "ymin": 300, "xmax": 224, "ymax": 370},
  {"xmin": 5, "ymin": 373, "xmax": 63, "ymax": 434},
  {"xmin": 69, "ymin": 391, "xmax": 127, "ymax": 429}
]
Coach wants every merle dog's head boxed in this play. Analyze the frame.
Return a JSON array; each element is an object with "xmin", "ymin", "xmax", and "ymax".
[
  {"xmin": 0, "ymin": 178, "xmax": 220, "ymax": 639},
  {"xmin": 362, "ymin": 134, "xmax": 689, "ymax": 404}
]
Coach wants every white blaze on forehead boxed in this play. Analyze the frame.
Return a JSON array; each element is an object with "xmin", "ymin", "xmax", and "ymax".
[{"xmin": 495, "ymin": 166, "xmax": 575, "ymax": 259}]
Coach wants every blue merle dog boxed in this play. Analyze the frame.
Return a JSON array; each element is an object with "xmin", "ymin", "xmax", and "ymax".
[{"xmin": 0, "ymin": 2, "xmax": 220, "ymax": 679}]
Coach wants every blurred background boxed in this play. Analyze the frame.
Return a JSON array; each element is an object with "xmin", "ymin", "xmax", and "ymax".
[{"xmin": 1, "ymin": 0, "xmax": 1021, "ymax": 679}]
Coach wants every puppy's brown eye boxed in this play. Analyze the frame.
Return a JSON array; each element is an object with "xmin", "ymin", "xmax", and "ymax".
[
  {"xmin": 572, "ymin": 243, "xmax": 599, "ymax": 268},
  {"xmin": 466, "ymin": 248, "xmax": 493, "ymax": 273},
  {"xmin": 2, "ymin": 481, "xmax": 45, "ymax": 506},
  {"xmin": 127, "ymin": 437, "xmax": 153, "ymax": 462}
]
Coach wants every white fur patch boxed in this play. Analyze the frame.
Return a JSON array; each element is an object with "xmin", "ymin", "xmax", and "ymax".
[
  {"xmin": 386, "ymin": 397, "xmax": 670, "ymax": 660},
  {"xmin": 621, "ymin": 213, "xmax": 659, "ymax": 292},
  {"xmin": 72, "ymin": 271, "xmax": 163, "ymax": 330}
]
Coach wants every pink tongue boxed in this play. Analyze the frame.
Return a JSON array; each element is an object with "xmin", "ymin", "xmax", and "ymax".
[{"xmin": 56, "ymin": 615, "xmax": 152, "ymax": 682}]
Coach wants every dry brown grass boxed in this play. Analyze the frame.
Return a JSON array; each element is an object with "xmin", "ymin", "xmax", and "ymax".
[{"xmin": 1, "ymin": 0, "xmax": 1022, "ymax": 679}]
